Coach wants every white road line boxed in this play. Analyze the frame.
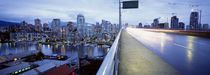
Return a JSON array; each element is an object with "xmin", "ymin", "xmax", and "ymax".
[{"xmin": 174, "ymin": 43, "xmax": 192, "ymax": 50}]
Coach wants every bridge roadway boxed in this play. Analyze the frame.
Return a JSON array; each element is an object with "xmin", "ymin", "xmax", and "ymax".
[{"xmin": 119, "ymin": 29, "xmax": 180, "ymax": 75}]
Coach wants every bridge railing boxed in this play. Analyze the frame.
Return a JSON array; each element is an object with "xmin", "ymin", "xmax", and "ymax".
[{"xmin": 96, "ymin": 29, "xmax": 122, "ymax": 75}]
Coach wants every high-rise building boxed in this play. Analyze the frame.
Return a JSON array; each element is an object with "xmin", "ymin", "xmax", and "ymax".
[
  {"xmin": 138, "ymin": 23, "xmax": 142, "ymax": 28},
  {"xmin": 21, "ymin": 21, "xmax": 28, "ymax": 32},
  {"xmin": 67, "ymin": 22, "xmax": 73, "ymax": 32},
  {"xmin": 95, "ymin": 22, "xmax": 102, "ymax": 33},
  {"xmin": 77, "ymin": 14, "xmax": 85, "ymax": 38},
  {"xmin": 35, "ymin": 19, "xmax": 42, "ymax": 32},
  {"xmin": 52, "ymin": 19, "xmax": 60, "ymax": 33},
  {"xmin": 190, "ymin": 12, "xmax": 199, "ymax": 30},
  {"xmin": 28, "ymin": 24, "xmax": 33, "ymax": 32},
  {"xmin": 102, "ymin": 20, "xmax": 106, "ymax": 31},
  {"xmin": 61, "ymin": 26, "xmax": 67, "ymax": 39},
  {"xmin": 52, "ymin": 19, "xmax": 61, "ymax": 40},
  {"xmin": 102, "ymin": 20, "xmax": 110, "ymax": 32},
  {"xmin": 171, "ymin": 16, "xmax": 179, "ymax": 29},
  {"xmin": 179, "ymin": 22, "xmax": 185, "ymax": 30},
  {"xmin": 153, "ymin": 18, "xmax": 159, "ymax": 28},
  {"xmin": 43, "ymin": 23, "xmax": 49, "ymax": 31}
]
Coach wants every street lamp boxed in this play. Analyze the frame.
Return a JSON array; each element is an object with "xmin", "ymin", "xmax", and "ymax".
[{"xmin": 119, "ymin": 0, "xmax": 139, "ymax": 29}]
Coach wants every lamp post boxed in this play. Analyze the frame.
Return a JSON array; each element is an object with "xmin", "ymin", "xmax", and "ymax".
[
  {"xmin": 119, "ymin": 0, "xmax": 139, "ymax": 30},
  {"xmin": 119, "ymin": 0, "xmax": 122, "ymax": 30}
]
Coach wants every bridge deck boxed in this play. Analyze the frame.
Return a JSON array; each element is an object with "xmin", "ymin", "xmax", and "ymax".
[{"xmin": 119, "ymin": 29, "xmax": 180, "ymax": 75}]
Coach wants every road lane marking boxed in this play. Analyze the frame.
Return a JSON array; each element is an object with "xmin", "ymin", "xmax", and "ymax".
[{"xmin": 174, "ymin": 43, "xmax": 192, "ymax": 50}]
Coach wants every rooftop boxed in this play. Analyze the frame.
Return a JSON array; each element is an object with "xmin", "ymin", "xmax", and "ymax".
[{"xmin": 44, "ymin": 64, "xmax": 74, "ymax": 75}]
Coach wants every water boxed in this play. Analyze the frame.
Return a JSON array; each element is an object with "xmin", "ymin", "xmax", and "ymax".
[
  {"xmin": 127, "ymin": 28, "xmax": 210, "ymax": 75},
  {"xmin": 0, "ymin": 42, "xmax": 108, "ymax": 59}
]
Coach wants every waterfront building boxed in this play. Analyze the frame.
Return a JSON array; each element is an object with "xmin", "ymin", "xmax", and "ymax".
[
  {"xmin": 52, "ymin": 19, "xmax": 61, "ymax": 40},
  {"xmin": 190, "ymin": 12, "xmax": 199, "ymax": 30},
  {"xmin": 203, "ymin": 24, "xmax": 209, "ymax": 31},
  {"xmin": 159, "ymin": 23, "xmax": 165, "ymax": 28},
  {"xmin": 10, "ymin": 32, "xmax": 44, "ymax": 41},
  {"xmin": 171, "ymin": 16, "xmax": 179, "ymax": 29},
  {"xmin": 94, "ymin": 22, "xmax": 102, "ymax": 33},
  {"xmin": 67, "ymin": 22, "xmax": 73, "ymax": 32},
  {"xmin": 112, "ymin": 24, "xmax": 118, "ymax": 33},
  {"xmin": 61, "ymin": 26, "xmax": 68, "ymax": 40},
  {"xmin": 0, "ymin": 63, "xmax": 31, "ymax": 75},
  {"xmin": 21, "ymin": 21, "xmax": 28, "ymax": 32},
  {"xmin": 77, "ymin": 14, "xmax": 85, "ymax": 39},
  {"xmin": 179, "ymin": 22, "xmax": 185, "ymax": 30},
  {"xmin": 153, "ymin": 18, "xmax": 159, "ymax": 28},
  {"xmin": 138, "ymin": 22, "xmax": 142, "ymax": 28},
  {"xmin": 21, "ymin": 63, "xmax": 56, "ymax": 75},
  {"xmin": 101, "ymin": 20, "xmax": 109, "ymax": 33},
  {"xmin": 144, "ymin": 25, "xmax": 151, "ymax": 28},
  {"xmin": 52, "ymin": 19, "xmax": 60, "ymax": 33},
  {"xmin": 35, "ymin": 19, "xmax": 42, "ymax": 32},
  {"xmin": 43, "ymin": 23, "xmax": 50, "ymax": 32},
  {"xmin": 28, "ymin": 24, "xmax": 35, "ymax": 32},
  {"xmin": 85, "ymin": 24, "xmax": 93, "ymax": 40}
]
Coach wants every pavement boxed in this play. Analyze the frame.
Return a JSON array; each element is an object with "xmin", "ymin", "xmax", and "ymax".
[{"xmin": 119, "ymin": 29, "xmax": 180, "ymax": 75}]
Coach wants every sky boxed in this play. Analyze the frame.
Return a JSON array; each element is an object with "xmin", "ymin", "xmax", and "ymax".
[{"xmin": 0, "ymin": 0, "xmax": 210, "ymax": 26}]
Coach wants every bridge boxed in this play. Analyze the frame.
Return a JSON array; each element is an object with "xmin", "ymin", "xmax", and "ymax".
[{"xmin": 97, "ymin": 27, "xmax": 210, "ymax": 75}]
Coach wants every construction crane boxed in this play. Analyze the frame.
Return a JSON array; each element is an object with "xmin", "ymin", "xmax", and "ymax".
[{"xmin": 168, "ymin": 2, "xmax": 205, "ymax": 25}]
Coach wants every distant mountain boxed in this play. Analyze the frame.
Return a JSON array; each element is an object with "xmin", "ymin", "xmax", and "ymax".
[{"xmin": 0, "ymin": 20, "xmax": 21, "ymax": 27}]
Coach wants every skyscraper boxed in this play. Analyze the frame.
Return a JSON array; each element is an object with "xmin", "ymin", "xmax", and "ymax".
[
  {"xmin": 77, "ymin": 14, "xmax": 85, "ymax": 38},
  {"xmin": 21, "ymin": 21, "xmax": 28, "ymax": 32},
  {"xmin": 43, "ymin": 23, "xmax": 49, "ymax": 31},
  {"xmin": 52, "ymin": 19, "xmax": 60, "ymax": 33},
  {"xmin": 67, "ymin": 22, "xmax": 73, "ymax": 32},
  {"xmin": 171, "ymin": 16, "xmax": 179, "ymax": 29},
  {"xmin": 52, "ymin": 19, "xmax": 61, "ymax": 40},
  {"xmin": 190, "ymin": 12, "xmax": 199, "ymax": 30},
  {"xmin": 95, "ymin": 22, "xmax": 102, "ymax": 33},
  {"xmin": 153, "ymin": 18, "xmax": 159, "ymax": 28},
  {"xmin": 102, "ymin": 20, "xmax": 110, "ymax": 32},
  {"xmin": 35, "ymin": 19, "xmax": 42, "ymax": 32},
  {"xmin": 138, "ymin": 22, "xmax": 142, "ymax": 28}
]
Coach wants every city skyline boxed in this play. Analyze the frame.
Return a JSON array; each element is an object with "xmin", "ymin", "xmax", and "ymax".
[
  {"xmin": 0, "ymin": 0, "xmax": 210, "ymax": 26},
  {"xmin": 1, "ymin": 0, "xmax": 210, "ymax": 75}
]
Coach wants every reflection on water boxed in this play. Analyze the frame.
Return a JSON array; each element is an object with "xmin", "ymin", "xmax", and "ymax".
[
  {"xmin": 160, "ymin": 33, "xmax": 166, "ymax": 53},
  {"xmin": 187, "ymin": 50, "xmax": 192, "ymax": 63},
  {"xmin": 0, "ymin": 42, "xmax": 108, "ymax": 59},
  {"xmin": 187, "ymin": 36, "xmax": 195, "ymax": 63}
]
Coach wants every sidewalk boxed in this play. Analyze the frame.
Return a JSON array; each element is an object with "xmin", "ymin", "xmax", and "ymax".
[{"xmin": 119, "ymin": 29, "xmax": 180, "ymax": 75}]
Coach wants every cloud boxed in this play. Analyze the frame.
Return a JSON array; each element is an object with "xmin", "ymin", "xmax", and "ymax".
[{"xmin": 0, "ymin": 0, "xmax": 210, "ymax": 25}]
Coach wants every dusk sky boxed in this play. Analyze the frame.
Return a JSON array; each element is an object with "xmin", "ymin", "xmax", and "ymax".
[{"xmin": 0, "ymin": 0, "xmax": 210, "ymax": 26}]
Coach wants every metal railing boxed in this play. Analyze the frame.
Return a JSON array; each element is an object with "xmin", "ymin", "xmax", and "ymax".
[{"xmin": 97, "ymin": 29, "xmax": 122, "ymax": 75}]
